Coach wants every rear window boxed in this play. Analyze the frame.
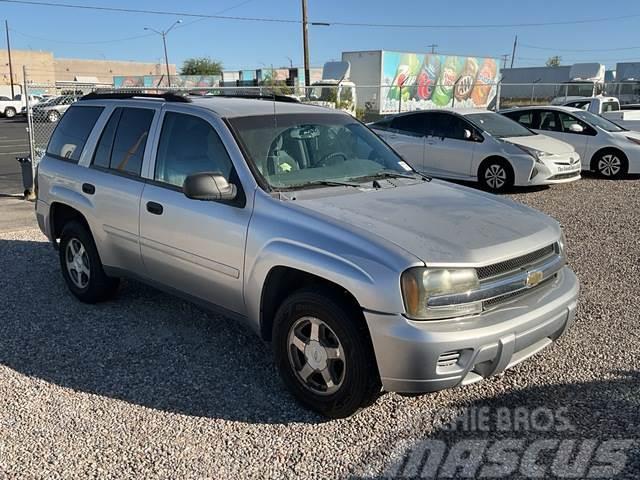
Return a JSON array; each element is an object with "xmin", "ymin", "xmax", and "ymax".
[{"xmin": 46, "ymin": 105, "xmax": 103, "ymax": 163}]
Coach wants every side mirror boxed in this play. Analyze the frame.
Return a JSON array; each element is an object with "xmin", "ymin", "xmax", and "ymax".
[
  {"xmin": 183, "ymin": 172, "xmax": 237, "ymax": 201},
  {"xmin": 463, "ymin": 129, "xmax": 472, "ymax": 140},
  {"xmin": 569, "ymin": 123, "xmax": 584, "ymax": 133}
]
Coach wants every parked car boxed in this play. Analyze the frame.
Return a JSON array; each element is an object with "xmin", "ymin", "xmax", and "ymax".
[
  {"xmin": 501, "ymin": 105, "xmax": 640, "ymax": 178},
  {"xmin": 0, "ymin": 94, "xmax": 40, "ymax": 118},
  {"xmin": 557, "ymin": 96, "xmax": 640, "ymax": 132},
  {"xmin": 32, "ymin": 95, "xmax": 79, "ymax": 122},
  {"xmin": 36, "ymin": 93, "xmax": 579, "ymax": 418},
  {"xmin": 369, "ymin": 109, "xmax": 581, "ymax": 192}
]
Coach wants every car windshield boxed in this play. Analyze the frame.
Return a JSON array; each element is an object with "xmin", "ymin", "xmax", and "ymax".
[
  {"xmin": 466, "ymin": 112, "xmax": 535, "ymax": 138},
  {"xmin": 572, "ymin": 110, "xmax": 626, "ymax": 132},
  {"xmin": 228, "ymin": 113, "xmax": 416, "ymax": 189}
]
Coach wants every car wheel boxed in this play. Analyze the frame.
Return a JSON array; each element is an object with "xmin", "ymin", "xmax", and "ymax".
[
  {"xmin": 47, "ymin": 110, "xmax": 60, "ymax": 122},
  {"xmin": 4, "ymin": 107, "xmax": 16, "ymax": 118},
  {"xmin": 59, "ymin": 220, "xmax": 119, "ymax": 303},
  {"xmin": 479, "ymin": 158, "xmax": 514, "ymax": 193},
  {"xmin": 273, "ymin": 287, "xmax": 381, "ymax": 418},
  {"xmin": 594, "ymin": 150, "xmax": 627, "ymax": 179}
]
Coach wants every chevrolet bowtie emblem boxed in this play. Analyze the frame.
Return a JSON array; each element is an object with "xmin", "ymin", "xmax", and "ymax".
[{"xmin": 526, "ymin": 270, "xmax": 544, "ymax": 287}]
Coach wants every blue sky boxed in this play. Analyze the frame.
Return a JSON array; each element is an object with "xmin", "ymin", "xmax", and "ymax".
[{"xmin": 2, "ymin": 0, "xmax": 639, "ymax": 71}]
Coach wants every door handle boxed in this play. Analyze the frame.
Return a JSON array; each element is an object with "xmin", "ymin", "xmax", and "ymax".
[
  {"xmin": 146, "ymin": 201, "xmax": 163, "ymax": 215},
  {"xmin": 82, "ymin": 183, "xmax": 95, "ymax": 195}
]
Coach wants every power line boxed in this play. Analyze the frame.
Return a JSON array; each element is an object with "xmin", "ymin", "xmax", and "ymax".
[
  {"xmin": 520, "ymin": 42, "xmax": 640, "ymax": 53},
  {"xmin": 6, "ymin": 0, "xmax": 255, "ymax": 46},
  {"xmin": 2, "ymin": 0, "xmax": 640, "ymax": 29}
]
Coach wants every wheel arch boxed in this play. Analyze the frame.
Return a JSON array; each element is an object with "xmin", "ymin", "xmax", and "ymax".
[
  {"xmin": 259, "ymin": 266, "xmax": 364, "ymax": 342},
  {"xmin": 590, "ymin": 147, "xmax": 628, "ymax": 172},
  {"xmin": 477, "ymin": 155, "xmax": 516, "ymax": 178},
  {"xmin": 49, "ymin": 202, "xmax": 91, "ymax": 246}
]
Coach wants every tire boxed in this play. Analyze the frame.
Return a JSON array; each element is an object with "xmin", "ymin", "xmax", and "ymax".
[
  {"xmin": 273, "ymin": 287, "xmax": 381, "ymax": 418},
  {"xmin": 593, "ymin": 150, "xmax": 628, "ymax": 179},
  {"xmin": 47, "ymin": 110, "xmax": 60, "ymax": 123},
  {"xmin": 59, "ymin": 220, "xmax": 119, "ymax": 303},
  {"xmin": 478, "ymin": 158, "xmax": 514, "ymax": 193},
  {"xmin": 4, "ymin": 107, "xmax": 16, "ymax": 119}
]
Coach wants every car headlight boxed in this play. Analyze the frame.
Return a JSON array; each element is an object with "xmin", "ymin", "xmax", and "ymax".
[
  {"xmin": 557, "ymin": 230, "xmax": 567, "ymax": 260},
  {"xmin": 626, "ymin": 136, "xmax": 640, "ymax": 146},
  {"xmin": 513, "ymin": 144, "xmax": 550, "ymax": 163},
  {"xmin": 401, "ymin": 268, "xmax": 482, "ymax": 320}
]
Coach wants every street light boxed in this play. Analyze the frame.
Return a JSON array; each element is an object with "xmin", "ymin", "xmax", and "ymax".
[{"xmin": 144, "ymin": 19, "xmax": 182, "ymax": 88}]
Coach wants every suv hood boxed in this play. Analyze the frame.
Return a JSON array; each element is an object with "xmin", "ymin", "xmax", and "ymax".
[
  {"xmin": 295, "ymin": 180, "xmax": 560, "ymax": 266},
  {"xmin": 502, "ymin": 134, "xmax": 575, "ymax": 155}
]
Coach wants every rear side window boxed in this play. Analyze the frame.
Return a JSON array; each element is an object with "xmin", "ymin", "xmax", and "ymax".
[
  {"xmin": 46, "ymin": 106, "xmax": 103, "ymax": 163},
  {"xmin": 390, "ymin": 113, "xmax": 426, "ymax": 136},
  {"xmin": 507, "ymin": 111, "xmax": 534, "ymax": 128},
  {"xmin": 91, "ymin": 107, "xmax": 154, "ymax": 176}
]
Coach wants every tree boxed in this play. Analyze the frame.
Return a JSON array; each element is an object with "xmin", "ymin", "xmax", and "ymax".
[
  {"xmin": 181, "ymin": 57, "xmax": 223, "ymax": 75},
  {"xmin": 546, "ymin": 56, "xmax": 562, "ymax": 67}
]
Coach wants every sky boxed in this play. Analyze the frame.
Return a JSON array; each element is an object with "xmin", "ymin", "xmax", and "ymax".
[{"xmin": 1, "ymin": 0, "xmax": 640, "ymax": 72}]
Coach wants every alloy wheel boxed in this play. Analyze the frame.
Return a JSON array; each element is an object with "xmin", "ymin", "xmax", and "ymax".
[
  {"xmin": 65, "ymin": 238, "xmax": 90, "ymax": 289},
  {"xmin": 598, "ymin": 154, "xmax": 621, "ymax": 177},
  {"xmin": 48, "ymin": 111, "xmax": 59, "ymax": 122},
  {"xmin": 485, "ymin": 164, "xmax": 507, "ymax": 190},
  {"xmin": 287, "ymin": 316, "xmax": 346, "ymax": 396}
]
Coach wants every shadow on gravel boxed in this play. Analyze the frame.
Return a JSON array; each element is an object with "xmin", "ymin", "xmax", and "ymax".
[
  {"xmin": 0, "ymin": 238, "xmax": 322, "ymax": 425},
  {"xmin": 353, "ymin": 372, "xmax": 640, "ymax": 479}
]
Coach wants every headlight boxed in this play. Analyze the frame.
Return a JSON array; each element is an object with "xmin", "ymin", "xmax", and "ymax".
[
  {"xmin": 401, "ymin": 268, "xmax": 482, "ymax": 320},
  {"xmin": 513, "ymin": 144, "xmax": 550, "ymax": 163},
  {"xmin": 557, "ymin": 230, "xmax": 567, "ymax": 260},
  {"xmin": 626, "ymin": 136, "xmax": 640, "ymax": 146}
]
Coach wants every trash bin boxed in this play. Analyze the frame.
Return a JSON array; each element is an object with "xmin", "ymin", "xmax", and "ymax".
[{"xmin": 16, "ymin": 156, "xmax": 35, "ymax": 198}]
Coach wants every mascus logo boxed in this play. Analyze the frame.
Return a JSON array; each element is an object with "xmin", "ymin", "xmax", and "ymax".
[{"xmin": 526, "ymin": 270, "xmax": 544, "ymax": 287}]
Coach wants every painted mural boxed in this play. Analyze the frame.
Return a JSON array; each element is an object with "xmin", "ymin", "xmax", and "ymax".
[{"xmin": 380, "ymin": 51, "xmax": 500, "ymax": 113}]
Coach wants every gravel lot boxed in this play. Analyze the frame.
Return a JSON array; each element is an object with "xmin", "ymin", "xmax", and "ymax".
[{"xmin": 0, "ymin": 174, "xmax": 638, "ymax": 479}]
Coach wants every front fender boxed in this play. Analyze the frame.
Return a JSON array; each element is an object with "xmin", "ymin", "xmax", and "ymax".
[{"xmin": 244, "ymin": 238, "xmax": 406, "ymax": 331}]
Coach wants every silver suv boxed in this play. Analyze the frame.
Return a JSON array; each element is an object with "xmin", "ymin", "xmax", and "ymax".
[{"xmin": 35, "ymin": 93, "xmax": 579, "ymax": 418}]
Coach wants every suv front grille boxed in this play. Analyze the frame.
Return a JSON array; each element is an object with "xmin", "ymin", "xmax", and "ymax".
[
  {"xmin": 476, "ymin": 244, "xmax": 556, "ymax": 280},
  {"xmin": 483, "ymin": 274, "xmax": 556, "ymax": 310}
]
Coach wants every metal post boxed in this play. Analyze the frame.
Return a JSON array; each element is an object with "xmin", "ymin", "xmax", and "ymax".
[
  {"xmin": 398, "ymin": 85, "xmax": 403, "ymax": 113},
  {"xmin": 301, "ymin": 0, "xmax": 310, "ymax": 88},
  {"xmin": 510, "ymin": 35, "xmax": 517, "ymax": 69},
  {"xmin": 162, "ymin": 32, "xmax": 171, "ymax": 88},
  {"xmin": 23, "ymin": 65, "xmax": 36, "ymax": 199},
  {"xmin": 5, "ymin": 20, "xmax": 15, "ymax": 98}
]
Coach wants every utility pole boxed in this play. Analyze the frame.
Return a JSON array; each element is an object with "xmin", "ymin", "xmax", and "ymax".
[
  {"xmin": 5, "ymin": 20, "xmax": 15, "ymax": 98},
  {"xmin": 510, "ymin": 35, "xmax": 518, "ymax": 69},
  {"xmin": 500, "ymin": 54, "xmax": 510, "ymax": 69},
  {"xmin": 427, "ymin": 43, "xmax": 438, "ymax": 54},
  {"xmin": 301, "ymin": 0, "xmax": 310, "ymax": 88}
]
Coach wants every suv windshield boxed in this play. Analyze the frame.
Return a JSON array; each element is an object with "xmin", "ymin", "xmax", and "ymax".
[
  {"xmin": 229, "ymin": 113, "xmax": 415, "ymax": 189},
  {"xmin": 466, "ymin": 112, "xmax": 535, "ymax": 138},
  {"xmin": 572, "ymin": 110, "xmax": 626, "ymax": 132}
]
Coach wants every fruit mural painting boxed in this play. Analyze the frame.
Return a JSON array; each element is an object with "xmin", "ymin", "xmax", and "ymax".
[{"xmin": 381, "ymin": 52, "xmax": 499, "ymax": 113}]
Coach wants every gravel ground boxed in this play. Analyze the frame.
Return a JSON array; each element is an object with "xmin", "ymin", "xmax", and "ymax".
[{"xmin": 0, "ymin": 174, "xmax": 638, "ymax": 479}]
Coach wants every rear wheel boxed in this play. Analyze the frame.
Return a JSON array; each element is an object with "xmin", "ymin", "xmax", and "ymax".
[
  {"xmin": 273, "ymin": 287, "xmax": 381, "ymax": 418},
  {"xmin": 4, "ymin": 107, "xmax": 16, "ymax": 118},
  {"xmin": 594, "ymin": 150, "xmax": 627, "ymax": 179},
  {"xmin": 59, "ymin": 221, "xmax": 119, "ymax": 303},
  {"xmin": 479, "ymin": 158, "xmax": 514, "ymax": 193}
]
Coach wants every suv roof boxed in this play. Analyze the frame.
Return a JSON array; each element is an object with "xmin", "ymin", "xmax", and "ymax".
[{"xmin": 78, "ymin": 92, "xmax": 329, "ymax": 119}]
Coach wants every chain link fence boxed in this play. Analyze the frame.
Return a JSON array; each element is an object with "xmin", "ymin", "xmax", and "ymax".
[{"xmin": 20, "ymin": 74, "xmax": 640, "ymax": 168}]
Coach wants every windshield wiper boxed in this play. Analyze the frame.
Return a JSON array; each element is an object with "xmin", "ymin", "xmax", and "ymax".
[
  {"xmin": 281, "ymin": 179, "xmax": 361, "ymax": 190},
  {"xmin": 350, "ymin": 170, "xmax": 431, "ymax": 182}
]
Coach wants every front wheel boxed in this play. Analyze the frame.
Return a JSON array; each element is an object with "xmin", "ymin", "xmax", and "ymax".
[
  {"xmin": 479, "ymin": 159, "xmax": 514, "ymax": 193},
  {"xmin": 59, "ymin": 221, "xmax": 119, "ymax": 303},
  {"xmin": 47, "ymin": 110, "xmax": 60, "ymax": 123},
  {"xmin": 273, "ymin": 287, "xmax": 381, "ymax": 418},
  {"xmin": 4, "ymin": 107, "xmax": 16, "ymax": 118},
  {"xmin": 594, "ymin": 150, "xmax": 627, "ymax": 179}
]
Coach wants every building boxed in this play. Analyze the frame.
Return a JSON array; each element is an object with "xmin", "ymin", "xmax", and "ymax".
[{"xmin": 0, "ymin": 48, "xmax": 176, "ymax": 90}]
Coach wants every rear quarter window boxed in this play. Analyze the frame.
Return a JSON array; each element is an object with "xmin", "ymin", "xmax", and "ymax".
[{"xmin": 46, "ymin": 105, "xmax": 103, "ymax": 163}]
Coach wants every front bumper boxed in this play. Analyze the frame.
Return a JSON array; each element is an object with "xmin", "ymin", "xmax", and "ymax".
[
  {"xmin": 364, "ymin": 266, "xmax": 579, "ymax": 393},
  {"xmin": 528, "ymin": 157, "xmax": 582, "ymax": 186}
]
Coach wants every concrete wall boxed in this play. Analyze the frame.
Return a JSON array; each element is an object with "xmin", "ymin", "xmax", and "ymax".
[{"xmin": 0, "ymin": 49, "xmax": 176, "ymax": 88}]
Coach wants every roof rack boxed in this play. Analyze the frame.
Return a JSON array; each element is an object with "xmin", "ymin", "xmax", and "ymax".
[
  {"xmin": 203, "ymin": 93, "xmax": 300, "ymax": 103},
  {"xmin": 79, "ymin": 92, "xmax": 192, "ymax": 103}
]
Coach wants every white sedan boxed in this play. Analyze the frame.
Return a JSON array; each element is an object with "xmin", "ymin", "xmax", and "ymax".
[
  {"xmin": 369, "ymin": 109, "xmax": 581, "ymax": 192},
  {"xmin": 502, "ymin": 105, "xmax": 640, "ymax": 178}
]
